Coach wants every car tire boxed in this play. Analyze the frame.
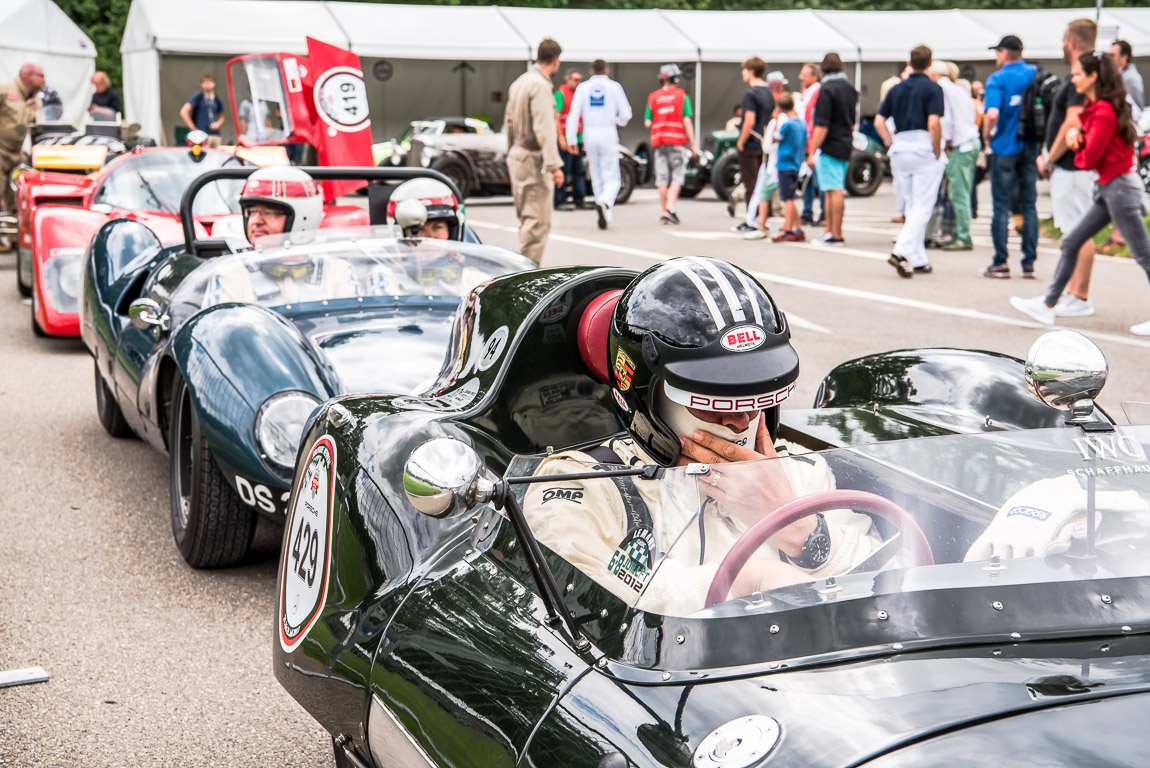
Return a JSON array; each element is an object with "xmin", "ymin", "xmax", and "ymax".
[
  {"xmin": 16, "ymin": 251, "xmax": 31, "ymax": 298},
  {"xmin": 615, "ymin": 160, "xmax": 637, "ymax": 205},
  {"xmin": 633, "ymin": 141, "xmax": 653, "ymax": 186},
  {"xmin": 430, "ymin": 155, "xmax": 471, "ymax": 199},
  {"xmin": 94, "ymin": 361, "xmax": 133, "ymax": 438},
  {"xmin": 711, "ymin": 151, "xmax": 740, "ymax": 202},
  {"xmin": 678, "ymin": 182, "xmax": 703, "ymax": 199},
  {"xmin": 30, "ymin": 309, "xmax": 46, "ymax": 337},
  {"xmin": 1139, "ymin": 155, "xmax": 1150, "ymax": 194},
  {"xmin": 168, "ymin": 375, "xmax": 256, "ymax": 568},
  {"xmin": 846, "ymin": 152, "xmax": 883, "ymax": 197}
]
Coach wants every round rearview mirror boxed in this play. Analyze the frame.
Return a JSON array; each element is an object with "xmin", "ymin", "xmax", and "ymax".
[
  {"xmin": 1025, "ymin": 330, "xmax": 1107, "ymax": 420},
  {"xmin": 403, "ymin": 437, "xmax": 493, "ymax": 517}
]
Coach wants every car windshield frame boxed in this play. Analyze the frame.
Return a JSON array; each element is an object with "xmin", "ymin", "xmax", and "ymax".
[
  {"xmin": 93, "ymin": 150, "xmax": 249, "ymax": 216},
  {"xmin": 510, "ymin": 426, "xmax": 1150, "ymax": 672},
  {"xmin": 167, "ymin": 226, "xmax": 532, "ymax": 324}
]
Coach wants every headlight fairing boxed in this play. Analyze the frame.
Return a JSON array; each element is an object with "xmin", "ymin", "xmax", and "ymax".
[
  {"xmin": 255, "ymin": 391, "xmax": 322, "ymax": 471},
  {"xmin": 43, "ymin": 248, "xmax": 84, "ymax": 314}
]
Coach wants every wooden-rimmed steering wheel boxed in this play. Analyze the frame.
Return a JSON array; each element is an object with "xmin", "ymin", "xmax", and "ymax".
[{"xmin": 704, "ymin": 490, "xmax": 934, "ymax": 608}]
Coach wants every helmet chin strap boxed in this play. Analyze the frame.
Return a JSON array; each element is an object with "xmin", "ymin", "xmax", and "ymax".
[{"xmin": 655, "ymin": 384, "xmax": 761, "ymax": 450}]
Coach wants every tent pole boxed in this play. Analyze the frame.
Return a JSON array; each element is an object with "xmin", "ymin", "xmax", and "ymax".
[
  {"xmin": 854, "ymin": 53, "xmax": 862, "ymax": 129},
  {"xmin": 695, "ymin": 60, "xmax": 702, "ymax": 142}
]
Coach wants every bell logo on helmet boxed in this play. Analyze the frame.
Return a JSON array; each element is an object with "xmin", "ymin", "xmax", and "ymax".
[{"xmin": 721, "ymin": 325, "xmax": 766, "ymax": 352}]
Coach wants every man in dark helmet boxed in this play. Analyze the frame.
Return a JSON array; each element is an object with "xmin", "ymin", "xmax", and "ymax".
[{"xmin": 524, "ymin": 257, "xmax": 881, "ymax": 615}]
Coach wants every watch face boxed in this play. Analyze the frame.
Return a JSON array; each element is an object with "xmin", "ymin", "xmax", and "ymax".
[{"xmin": 808, "ymin": 532, "xmax": 831, "ymax": 564}]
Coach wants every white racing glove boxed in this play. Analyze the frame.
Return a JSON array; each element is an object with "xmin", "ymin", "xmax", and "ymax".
[{"xmin": 964, "ymin": 475, "xmax": 1148, "ymax": 562}]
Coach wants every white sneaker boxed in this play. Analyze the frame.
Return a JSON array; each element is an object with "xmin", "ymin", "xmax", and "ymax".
[
  {"xmin": 1054, "ymin": 294, "xmax": 1095, "ymax": 317},
  {"xmin": 744, "ymin": 229, "xmax": 768, "ymax": 240},
  {"xmin": 1010, "ymin": 295, "xmax": 1056, "ymax": 326},
  {"xmin": 1131, "ymin": 319, "xmax": 1150, "ymax": 336},
  {"xmin": 815, "ymin": 231, "xmax": 834, "ymax": 243}
]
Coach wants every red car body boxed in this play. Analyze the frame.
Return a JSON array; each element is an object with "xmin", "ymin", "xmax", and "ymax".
[{"xmin": 21, "ymin": 36, "xmax": 375, "ymax": 337}]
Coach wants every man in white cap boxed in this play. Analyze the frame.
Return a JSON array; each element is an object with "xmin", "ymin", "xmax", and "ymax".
[{"xmin": 645, "ymin": 63, "xmax": 697, "ymax": 225}]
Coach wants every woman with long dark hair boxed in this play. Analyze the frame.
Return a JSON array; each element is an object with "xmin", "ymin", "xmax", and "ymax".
[{"xmin": 1010, "ymin": 51, "xmax": 1150, "ymax": 335}]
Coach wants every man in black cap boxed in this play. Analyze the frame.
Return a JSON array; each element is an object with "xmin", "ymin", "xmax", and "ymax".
[{"xmin": 980, "ymin": 35, "xmax": 1038, "ymax": 279}]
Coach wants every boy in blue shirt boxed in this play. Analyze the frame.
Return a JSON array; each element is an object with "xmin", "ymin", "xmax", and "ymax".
[{"xmin": 773, "ymin": 93, "xmax": 808, "ymax": 242}]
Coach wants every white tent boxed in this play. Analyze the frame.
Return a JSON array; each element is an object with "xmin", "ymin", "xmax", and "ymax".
[
  {"xmin": 0, "ymin": 0, "xmax": 95, "ymax": 125},
  {"xmin": 817, "ymin": 9, "xmax": 1005, "ymax": 62},
  {"xmin": 497, "ymin": 7, "xmax": 697, "ymax": 64},
  {"xmin": 328, "ymin": 2, "xmax": 528, "ymax": 61},
  {"xmin": 963, "ymin": 8, "xmax": 1150, "ymax": 59}
]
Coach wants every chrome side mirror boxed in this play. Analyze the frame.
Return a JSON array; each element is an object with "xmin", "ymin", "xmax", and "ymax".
[
  {"xmin": 128, "ymin": 297, "xmax": 169, "ymax": 333},
  {"xmin": 1025, "ymin": 330, "xmax": 1107, "ymax": 422},
  {"xmin": 403, "ymin": 437, "xmax": 495, "ymax": 518}
]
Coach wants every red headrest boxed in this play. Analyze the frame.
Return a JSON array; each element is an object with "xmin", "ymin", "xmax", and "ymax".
[{"xmin": 577, "ymin": 289, "xmax": 623, "ymax": 385}]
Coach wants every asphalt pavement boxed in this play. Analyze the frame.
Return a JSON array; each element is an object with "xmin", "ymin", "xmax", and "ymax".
[{"xmin": 0, "ymin": 178, "xmax": 1147, "ymax": 767}]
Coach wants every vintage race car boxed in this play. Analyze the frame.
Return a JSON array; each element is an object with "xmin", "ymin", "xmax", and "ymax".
[
  {"xmin": 372, "ymin": 116, "xmax": 492, "ymax": 167},
  {"xmin": 81, "ymin": 166, "xmax": 532, "ymax": 569},
  {"xmin": 272, "ymin": 262, "xmax": 1150, "ymax": 768},
  {"xmin": 404, "ymin": 124, "xmax": 645, "ymax": 204}
]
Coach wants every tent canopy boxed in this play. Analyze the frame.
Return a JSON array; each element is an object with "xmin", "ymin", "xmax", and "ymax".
[
  {"xmin": 963, "ymin": 8, "xmax": 1150, "ymax": 60},
  {"xmin": 328, "ymin": 2, "xmax": 529, "ymax": 61},
  {"xmin": 661, "ymin": 9, "xmax": 858, "ymax": 64},
  {"xmin": 497, "ymin": 7, "xmax": 697, "ymax": 64},
  {"xmin": 0, "ymin": 0, "xmax": 95, "ymax": 124},
  {"xmin": 818, "ymin": 9, "xmax": 1005, "ymax": 62}
]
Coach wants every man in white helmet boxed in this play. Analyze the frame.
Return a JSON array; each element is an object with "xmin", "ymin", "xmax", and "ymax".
[
  {"xmin": 385, "ymin": 178, "xmax": 464, "ymax": 241},
  {"xmin": 202, "ymin": 166, "xmax": 357, "ymax": 306}
]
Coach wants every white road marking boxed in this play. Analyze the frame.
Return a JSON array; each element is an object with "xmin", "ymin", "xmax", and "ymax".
[{"xmin": 470, "ymin": 218, "xmax": 1150, "ymax": 350}]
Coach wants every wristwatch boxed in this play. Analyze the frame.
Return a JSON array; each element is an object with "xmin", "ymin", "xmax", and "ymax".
[{"xmin": 783, "ymin": 513, "xmax": 831, "ymax": 570}]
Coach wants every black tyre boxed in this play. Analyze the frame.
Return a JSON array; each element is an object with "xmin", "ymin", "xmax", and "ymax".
[
  {"xmin": 633, "ymin": 141, "xmax": 653, "ymax": 185},
  {"xmin": 430, "ymin": 155, "xmax": 471, "ymax": 199},
  {"xmin": 678, "ymin": 182, "xmax": 703, "ymax": 199},
  {"xmin": 711, "ymin": 151, "xmax": 740, "ymax": 202},
  {"xmin": 1139, "ymin": 156, "xmax": 1150, "ymax": 195},
  {"xmin": 615, "ymin": 160, "xmax": 637, "ymax": 205},
  {"xmin": 846, "ymin": 152, "xmax": 883, "ymax": 197},
  {"xmin": 16, "ymin": 250, "xmax": 31, "ymax": 298},
  {"xmin": 94, "ymin": 361, "xmax": 133, "ymax": 437},
  {"xmin": 169, "ymin": 375, "xmax": 256, "ymax": 568}
]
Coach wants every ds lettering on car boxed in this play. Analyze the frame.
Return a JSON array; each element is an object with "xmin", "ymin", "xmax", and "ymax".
[{"xmin": 279, "ymin": 436, "xmax": 337, "ymax": 653}]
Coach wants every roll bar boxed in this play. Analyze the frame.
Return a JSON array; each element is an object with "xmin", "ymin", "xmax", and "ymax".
[{"xmin": 179, "ymin": 166, "xmax": 464, "ymax": 256}]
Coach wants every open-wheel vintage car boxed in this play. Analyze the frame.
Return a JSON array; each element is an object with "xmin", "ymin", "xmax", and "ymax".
[
  {"xmin": 273, "ymin": 260, "xmax": 1150, "ymax": 768},
  {"xmin": 81, "ymin": 166, "xmax": 532, "ymax": 569}
]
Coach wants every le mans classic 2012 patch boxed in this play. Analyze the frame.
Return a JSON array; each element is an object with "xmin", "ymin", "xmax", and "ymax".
[{"xmin": 279, "ymin": 436, "xmax": 337, "ymax": 653}]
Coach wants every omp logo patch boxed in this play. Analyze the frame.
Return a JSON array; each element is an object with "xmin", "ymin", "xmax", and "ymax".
[
  {"xmin": 1005, "ymin": 505, "xmax": 1052, "ymax": 522},
  {"xmin": 542, "ymin": 487, "xmax": 584, "ymax": 504}
]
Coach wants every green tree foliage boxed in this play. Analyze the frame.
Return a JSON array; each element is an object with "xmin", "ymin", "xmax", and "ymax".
[{"xmin": 55, "ymin": 0, "xmax": 131, "ymax": 90}]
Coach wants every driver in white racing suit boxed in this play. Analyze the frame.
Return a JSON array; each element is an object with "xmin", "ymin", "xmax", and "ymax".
[
  {"xmin": 201, "ymin": 166, "xmax": 358, "ymax": 307},
  {"xmin": 524, "ymin": 257, "xmax": 881, "ymax": 615}
]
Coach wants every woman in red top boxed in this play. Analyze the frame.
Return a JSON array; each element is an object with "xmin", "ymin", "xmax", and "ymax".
[{"xmin": 1010, "ymin": 51, "xmax": 1150, "ymax": 335}]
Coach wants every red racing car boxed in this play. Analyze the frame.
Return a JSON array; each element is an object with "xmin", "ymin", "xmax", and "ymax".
[{"xmin": 19, "ymin": 36, "xmax": 374, "ymax": 337}]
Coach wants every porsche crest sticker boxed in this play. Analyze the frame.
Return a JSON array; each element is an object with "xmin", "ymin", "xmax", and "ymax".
[
  {"xmin": 279, "ymin": 436, "xmax": 337, "ymax": 653},
  {"xmin": 614, "ymin": 348, "xmax": 635, "ymax": 391}
]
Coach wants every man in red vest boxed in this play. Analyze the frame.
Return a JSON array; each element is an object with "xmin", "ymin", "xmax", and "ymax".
[
  {"xmin": 645, "ymin": 64, "xmax": 697, "ymax": 224},
  {"xmin": 554, "ymin": 67, "xmax": 588, "ymax": 210}
]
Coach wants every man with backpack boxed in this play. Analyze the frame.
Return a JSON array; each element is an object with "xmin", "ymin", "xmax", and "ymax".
[
  {"xmin": 179, "ymin": 73, "xmax": 226, "ymax": 148},
  {"xmin": 980, "ymin": 35, "xmax": 1041, "ymax": 279}
]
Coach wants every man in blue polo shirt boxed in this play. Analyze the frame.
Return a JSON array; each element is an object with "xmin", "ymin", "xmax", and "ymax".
[
  {"xmin": 876, "ymin": 45, "xmax": 945, "ymax": 279},
  {"xmin": 981, "ymin": 35, "xmax": 1038, "ymax": 279}
]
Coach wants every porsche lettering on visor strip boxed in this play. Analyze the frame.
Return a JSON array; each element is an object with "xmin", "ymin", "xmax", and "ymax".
[{"xmin": 664, "ymin": 381, "xmax": 796, "ymax": 412}]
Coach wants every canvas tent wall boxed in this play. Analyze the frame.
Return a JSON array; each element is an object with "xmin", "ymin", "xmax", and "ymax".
[{"xmin": 0, "ymin": 0, "xmax": 95, "ymax": 125}]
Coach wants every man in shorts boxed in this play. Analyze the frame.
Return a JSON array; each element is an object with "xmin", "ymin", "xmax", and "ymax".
[
  {"xmin": 645, "ymin": 64, "xmax": 697, "ymax": 225},
  {"xmin": 807, "ymin": 53, "xmax": 856, "ymax": 246}
]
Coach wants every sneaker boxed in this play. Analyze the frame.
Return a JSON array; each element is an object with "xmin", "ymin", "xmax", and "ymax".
[
  {"xmin": 771, "ymin": 231, "xmax": 792, "ymax": 242},
  {"xmin": 814, "ymin": 231, "xmax": 834, "ymax": 243},
  {"xmin": 660, "ymin": 211, "xmax": 672, "ymax": 224},
  {"xmin": 1021, "ymin": 268, "xmax": 1037, "ymax": 279},
  {"xmin": 942, "ymin": 240, "xmax": 973, "ymax": 251},
  {"xmin": 813, "ymin": 218, "xmax": 826, "ymax": 227},
  {"xmin": 1054, "ymin": 294, "xmax": 1096, "ymax": 317},
  {"xmin": 823, "ymin": 237, "xmax": 845, "ymax": 247},
  {"xmin": 726, "ymin": 203, "xmax": 736, "ymax": 218},
  {"xmin": 578, "ymin": 201, "xmax": 596, "ymax": 210},
  {"xmin": 1010, "ymin": 296, "xmax": 1056, "ymax": 325},
  {"xmin": 980, "ymin": 264, "xmax": 1010, "ymax": 279},
  {"xmin": 744, "ymin": 229, "xmax": 768, "ymax": 240},
  {"xmin": 913, "ymin": 263, "xmax": 934, "ymax": 274},
  {"xmin": 786, "ymin": 230, "xmax": 806, "ymax": 242},
  {"xmin": 731, "ymin": 222, "xmax": 756, "ymax": 233},
  {"xmin": 800, "ymin": 216, "xmax": 813, "ymax": 226},
  {"xmin": 556, "ymin": 202, "xmax": 576, "ymax": 211},
  {"xmin": 1131, "ymin": 319, "xmax": 1150, "ymax": 336},
  {"xmin": 665, "ymin": 210, "xmax": 680, "ymax": 225},
  {"xmin": 888, "ymin": 254, "xmax": 913, "ymax": 278},
  {"xmin": 596, "ymin": 203, "xmax": 607, "ymax": 230}
]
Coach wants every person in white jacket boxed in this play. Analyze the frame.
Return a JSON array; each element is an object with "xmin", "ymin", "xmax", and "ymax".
[
  {"xmin": 566, "ymin": 59, "xmax": 632, "ymax": 230},
  {"xmin": 524, "ymin": 257, "xmax": 883, "ymax": 616}
]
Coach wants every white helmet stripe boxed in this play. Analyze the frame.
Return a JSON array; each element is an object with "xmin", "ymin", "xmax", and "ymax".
[
  {"xmin": 730, "ymin": 268, "xmax": 764, "ymax": 326},
  {"xmin": 689, "ymin": 257, "xmax": 746, "ymax": 323},
  {"xmin": 671, "ymin": 261, "xmax": 726, "ymax": 331}
]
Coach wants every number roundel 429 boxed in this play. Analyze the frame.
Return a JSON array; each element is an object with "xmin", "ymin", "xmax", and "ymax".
[{"xmin": 279, "ymin": 436, "xmax": 338, "ymax": 652}]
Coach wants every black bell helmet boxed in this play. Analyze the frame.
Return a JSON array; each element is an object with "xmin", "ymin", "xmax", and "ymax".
[{"xmin": 608, "ymin": 257, "xmax": 799, "ymax": 466}]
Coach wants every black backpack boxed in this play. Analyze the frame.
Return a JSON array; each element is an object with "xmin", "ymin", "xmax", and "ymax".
[{"xmin": 1017, "ymin": 65, "xmax": 1061, "ymax": 144}]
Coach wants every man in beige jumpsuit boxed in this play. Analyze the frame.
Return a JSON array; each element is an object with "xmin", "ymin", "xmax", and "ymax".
[
  {"xmin": 0, "ymin": 62, "xmax": 44, "ymax": 214},
  {"xmin": 504, "ymin": 39, "xmax": 564, "ymax": 265}
]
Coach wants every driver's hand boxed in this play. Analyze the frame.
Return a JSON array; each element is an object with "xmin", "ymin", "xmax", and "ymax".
[{"xmin": 964, "ymin": 475, "xmax": 1148, "ymax": 561}]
